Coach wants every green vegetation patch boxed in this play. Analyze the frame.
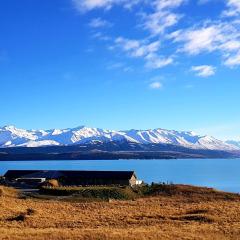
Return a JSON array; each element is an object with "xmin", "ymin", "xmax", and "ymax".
[
  {"xmin": 40, "ymin": 186, "xmax": 138, "ymax": 200},
  {"xmin": 133, "ymin": 183, "xmax": 177, "ymax": 196},
  {"xmin": 38, "ymin": 183, "xmax": 239, "ymax": 202}
]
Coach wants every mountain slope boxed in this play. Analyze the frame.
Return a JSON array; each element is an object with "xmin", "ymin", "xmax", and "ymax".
[
  {"xmin": 226, "ymin": 140, "xmax": 240, "ymax": 149},
  {"xmin": 0, "ymin": 125, "xmax": 238, "ymax": 151}
]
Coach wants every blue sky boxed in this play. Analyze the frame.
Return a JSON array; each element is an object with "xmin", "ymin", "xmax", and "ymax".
[{"xmin": 0, "ymin": 0, "xmax": 240, "ymax": 140}]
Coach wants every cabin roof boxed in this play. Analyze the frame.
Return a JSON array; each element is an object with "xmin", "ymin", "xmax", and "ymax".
[
  {"xmin": 4, "ymin": 170, "xmax": 39, "ymax": 179},
  {"xmin": 4, "ymin": 170, "xmax": 136, "ymax": 180},
  {"xmin": 21, "ymin": 170, "xmax": 65, "ymax": 179}
]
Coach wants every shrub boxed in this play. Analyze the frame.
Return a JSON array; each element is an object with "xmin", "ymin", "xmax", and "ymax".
[
  {"xmin": 135, "ymin": 182, "xmax": 177, "ymax": 196},
  {"xmin": 40, "ymin": 186, "xmax": 138, "ymax": 200}
]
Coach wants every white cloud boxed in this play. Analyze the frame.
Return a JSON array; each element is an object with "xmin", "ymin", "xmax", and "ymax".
[
  {"xmin": 223, "ymin": 0, "xmax": 240, "ymax": 17},
  {"xmin": 72, "ymin": 0, "xmax": 113, "ymax": 12},
  {"xmin": 191, "ymin": 65, "xmax": 216, "ymax": 77},
  {"xmin": 149, "ymin": 81, "xmax": 162, "ymax": 89},
  {"xmin": 115, "ymin": 37, "xmax": 143, "ymax": 55},
  {"xmin": 92, "ymin": 32, "xmax": 111, "ymax": 41},
  {"xmin": 169, "ymin": 21, "xmax": 240, "ymax": 68},
  {"xmin": 75, "ymin": 0, "xmax": 240, "ymax": 72},
  {"xmin": 88, "ymin": 18, "xmax": 111, "ymax": 28},
  {"xmin": 114, "ymin": 37, "xmax": 157, "ymax": 58},
  {"xmin": 153, "ymin": 0, "xmax": 186, "ymax": 10},
  {"xmin": 170, "ymin": 24, "xmax": 224, "ymax": 55},
  {"xmin": 142, "ymin": 0, "xmax": 185, "ymax": 35},
  {"xmin": 107, "ymin": 62, "xmax": 133, "ymax": 72},
  {"xmin": 221, "ymin": 40, "xmax": 240, "ymax": 51},
  {"xmin": 145, "ymin": 53, "xmax": 173, "ymax": 69},
  {"xmin": 122, "ymin": 0, "xmax": 142, "ymax": 9},
  {"xmin": 114, "ymin": 37, "xmax": 173, "ymax": 69},
  {"xmin": 72, "ymin": 0, "xmax": 140, "ymax": 12},
  {"xmin": 224, "ymin": 51, "xmax": 240, "ymax": 67},
  {"xmin": 143, "ymin": 11, "xmax": 182, "ymax": 35}
]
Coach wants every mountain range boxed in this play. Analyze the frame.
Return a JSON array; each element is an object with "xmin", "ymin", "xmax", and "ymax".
[
  {"xmin": 0, "ymin": 125, "xmax": 239, "ymax": 151},
  {"xmin": 0, "ymin": 125, "xmax": 239, "ymax": 160}
]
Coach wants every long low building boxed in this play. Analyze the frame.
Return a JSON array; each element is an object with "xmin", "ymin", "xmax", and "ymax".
[{"xmin": 4, "ymin": 170, "xmax": 142, "ymax": 187}]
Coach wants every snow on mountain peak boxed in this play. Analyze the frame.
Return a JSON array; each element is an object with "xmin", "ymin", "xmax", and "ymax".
[
  {"xmin": 225, "ymin": 140, "xmax": 240, "ymax": 149},
  {"xmin": 2, "ymin": 125, "xmax": 17, "ymax": 131},
  {"xmin": 0, "ymin": 125, "xmax": 238, "ymax": 151}
]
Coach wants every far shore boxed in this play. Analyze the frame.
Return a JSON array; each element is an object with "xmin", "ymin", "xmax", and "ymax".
[{"xmin": 1, "ymin": 157, "xmax": 240, "ymax": 162}]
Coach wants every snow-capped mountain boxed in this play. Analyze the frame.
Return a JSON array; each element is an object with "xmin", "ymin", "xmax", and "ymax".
[
  {"xmin": 225, "ymin": 140, "xmax": 240, "ymax": 149},
  {"xmin": 0, "ymin": 125, "xmax": 238, "ymax": 151}
]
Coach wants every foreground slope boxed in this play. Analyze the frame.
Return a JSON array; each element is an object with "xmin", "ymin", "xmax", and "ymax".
[{"xmin": 0, "ymin": 185, "xmax": 240, "ymax": 240}]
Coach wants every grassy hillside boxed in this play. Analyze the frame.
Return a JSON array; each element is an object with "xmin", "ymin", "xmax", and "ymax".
[{"xmin": 0, "ymin": 184, "xmax": 240, "ymax": 239}]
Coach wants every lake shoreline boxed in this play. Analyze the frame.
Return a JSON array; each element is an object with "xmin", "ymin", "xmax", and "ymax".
[{"xmin": 1, "ymin": 158, "xmax": 240, "ymax": 193}]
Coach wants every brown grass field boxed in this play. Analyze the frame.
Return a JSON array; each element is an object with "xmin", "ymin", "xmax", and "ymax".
[{"xmin": 1, "ymin": 185, "xmax": 240, "ymax": 240}]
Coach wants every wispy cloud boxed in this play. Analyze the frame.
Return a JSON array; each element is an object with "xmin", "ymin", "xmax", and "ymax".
[
  {"xmin": 223, "ymin": 0, "xmax": 240, "ymax": 17},
  {"xmin": 149, "ymin": 81, "xmax": 162, "ymax": 89},
  {"xmin": 169, "ymin": 21, "xmax": 240, "ymax": 67},
  {"xmin": 115, "ymin": 37, "xmax": 160, "ymax": 57},
  {"xmin": 75, "ymin": 0, "xmax": 240, "ymax": 73},
  {"xmin": 114, "ymin": 37, "xmax": 173, "ymax": 69},
  {"xmin": 154, "ymin": 0, "xmax": 186, "ymax": 9},
  {"xmin": 107, "ymin": 62, "xmax": 133, "ymax": 72},
  {"xmin": 145, "ymin": 54, "xmax": 173, "ymax": 69},
  {"xmin": 143, "ymin": 11, "xmax": 182, "ymax": 36},
  {"xmin": 72, "ymin": 0, "xmax": 113, "ymax": 12},
  {"xmin": 72, "ymin": 0, "xmax": 140, "ymax": 12},
  {"xmin": 224, "ymin": 51, "xmax": 240, "ymax": 67},
  {"xmin": 191, "ymin": 65, "xmax": 216, "ymax": 77},
  {"xmin": 88, "ymin": 18, "xmax": 111, "ymax": 28},
  {"xmin": 91, "ymin": 32, "xmax": 111, "ymax": 41},
  {"xmin": 142, "ymin": 0, "xmax": 185, "ymax": 36},
  {"xmin": 170, "ymin": 24, "xmax": 224, "ymax": 55}
]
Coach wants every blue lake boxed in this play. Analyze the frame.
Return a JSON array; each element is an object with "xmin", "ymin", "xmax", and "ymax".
[{"xmin": 0, "ymin": 159, "xmax": 240, "ymax": 193}]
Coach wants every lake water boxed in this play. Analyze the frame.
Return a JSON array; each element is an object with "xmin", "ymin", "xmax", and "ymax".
[{"xmin": 0, "ymin": 159, "xmax": 240, "ymax": 193}]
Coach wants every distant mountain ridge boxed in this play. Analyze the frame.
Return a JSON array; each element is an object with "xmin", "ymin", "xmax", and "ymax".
[
  {"xmin": 0, "ymin": 125, "xmax": 238, "ymax": 151},
  {"xmin": 226, "ymin": 140, "xmax": 240, "ymax": 149}
]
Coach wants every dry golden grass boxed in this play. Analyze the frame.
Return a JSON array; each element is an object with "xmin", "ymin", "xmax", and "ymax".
[
  {"xmin": 0, "ymin": 184, "xmax": 240, "ymax": 240},
  {"xmin": 0, "ymin": 185, "xmax": 18, "ymax": 198}
]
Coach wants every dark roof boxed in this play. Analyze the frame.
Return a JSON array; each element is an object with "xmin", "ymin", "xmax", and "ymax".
[
  {"xmin": 4, "ymin": 170, "xmax": 40, "ymax": 179},
  {"xmin": 4, "ymin": 170, "xmax": 136, "ymax": 180},
  {"xmin": 61, "ymin": 170, "xmax": 136, "ymax": 180},
  {"xmin": 21, "ymin": 170, "xmax": 65, "ymax": 179}
]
